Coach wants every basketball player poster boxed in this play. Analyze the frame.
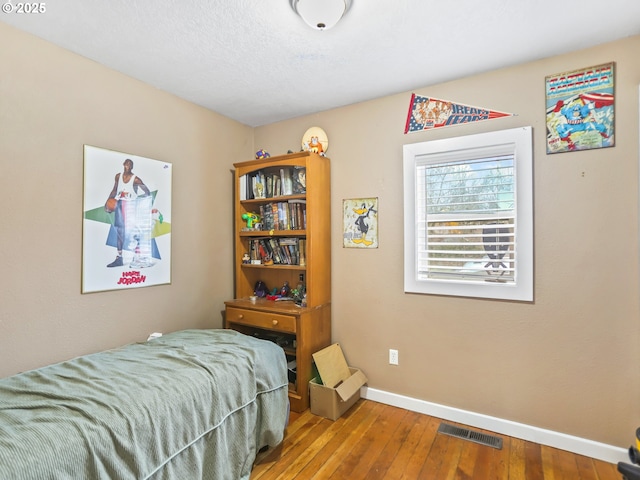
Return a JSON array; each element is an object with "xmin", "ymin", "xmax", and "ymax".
[{"xmin": 82, "ymin": 145, "xmax": 172, "ymax": 293}]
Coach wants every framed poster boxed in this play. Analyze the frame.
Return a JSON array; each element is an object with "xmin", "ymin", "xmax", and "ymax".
[
  {"xmin": 343, "ymin": 198, "xmax": 378, "ymax": 249},
  {"xmin": 545, "ymin": 62, "xmax": 615, "ymax": 154},
  {"xmin": 82, "ymin": 145, "xmax": 172, "ymax": 293}
]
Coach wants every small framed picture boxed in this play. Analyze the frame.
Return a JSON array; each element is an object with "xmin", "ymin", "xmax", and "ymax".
[{"xmin": 343, "ymin": 198, "xmax": 378, "ymax": 249}]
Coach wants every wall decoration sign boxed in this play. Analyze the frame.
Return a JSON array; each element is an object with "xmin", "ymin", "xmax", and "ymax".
[
  {"xmin": 405, "ymin": 94, "xmax": 514, "ymax": 133},
  {"xmin": 82, "ymin": 145, "xmax": 172, "ymax": 293},
  {"xmin": 343, "ymin": 198, "xmax": 378, "ymax": 249},
  {"xmin": 545, "ymin": 62, "xmax": 615, "ymax": 154}
]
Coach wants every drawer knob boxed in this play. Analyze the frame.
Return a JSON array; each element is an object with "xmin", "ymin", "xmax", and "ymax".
[
  {"xmin": 238, "ymin": 314, "xmax": 244, "ymax": 319},
  {"xmin": 272, "ymin": 319, "xmax": 279, "ymax": 326}
]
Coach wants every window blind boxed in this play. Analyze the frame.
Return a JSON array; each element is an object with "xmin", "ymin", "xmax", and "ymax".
[{"xmin": 416, "ymin": 154, "xmax": 516, "ymax": 283}]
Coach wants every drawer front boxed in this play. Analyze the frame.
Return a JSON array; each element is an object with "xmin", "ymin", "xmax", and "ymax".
[{"xmin": 226, "ymin": 307, "xmax": 296, "ymax": 333}]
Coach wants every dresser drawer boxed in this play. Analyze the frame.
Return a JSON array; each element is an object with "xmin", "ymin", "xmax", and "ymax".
[{"xmin": 226, "ymin": 307, "xmax": 297, "ymax": 333}]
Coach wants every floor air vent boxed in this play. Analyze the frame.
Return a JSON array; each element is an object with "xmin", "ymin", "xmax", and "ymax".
[{"xmin": 437, "ymin": 423, "xmax": 503, "ymax": 449}]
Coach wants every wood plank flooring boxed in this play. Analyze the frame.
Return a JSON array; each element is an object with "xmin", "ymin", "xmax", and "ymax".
[{"xmin": 252, "ymin": 399, "xmax": 621, "ymax": 479}]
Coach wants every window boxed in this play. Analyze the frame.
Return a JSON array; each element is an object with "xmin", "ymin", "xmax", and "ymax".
[{"xmin": 403, "ymin": 127, "xmax": 533, "ymax": 301}]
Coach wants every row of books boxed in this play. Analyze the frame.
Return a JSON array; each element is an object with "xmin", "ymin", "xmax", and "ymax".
[
  {"xmin": 249, "ymin": 237, "xmax": 306, "ymax": 266},
  {"xmin": 239, "ymin": 166, "xmax": 306, "ymax": 200},
  {"xmin": 257, "ymin": 200, "xmax": 306, "ymax": 231}
]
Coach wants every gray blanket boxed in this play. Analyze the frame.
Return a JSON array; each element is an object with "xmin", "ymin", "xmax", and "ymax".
[{"xmin": 0, "ymin": 329, "xmax": 289, "ymax": 479}]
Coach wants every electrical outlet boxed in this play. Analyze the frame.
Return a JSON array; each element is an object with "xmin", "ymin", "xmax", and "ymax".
[{"xmin": 389, "ymin": 349, "xmax": 399, "ymax": 365}]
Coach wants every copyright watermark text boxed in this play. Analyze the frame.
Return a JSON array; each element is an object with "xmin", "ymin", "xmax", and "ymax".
[{"xmin": 2, "ymin": 2, "xmax": 46, "ymax": 14}]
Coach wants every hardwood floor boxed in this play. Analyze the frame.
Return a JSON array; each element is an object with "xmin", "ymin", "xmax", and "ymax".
[{"xmin": 252, "ymin": 399, "xmax": 621, "ymax": 479}]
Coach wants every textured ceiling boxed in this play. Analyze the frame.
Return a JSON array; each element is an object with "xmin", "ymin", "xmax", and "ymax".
[{"xmin": 2, "ymin": 0, "xmax": 639, "ymax": 127}]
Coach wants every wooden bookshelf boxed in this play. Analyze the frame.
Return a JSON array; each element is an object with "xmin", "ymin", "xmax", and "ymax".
[{"xmin": 225, "ymin": 151, "xmax": 331, "ymax": 412}]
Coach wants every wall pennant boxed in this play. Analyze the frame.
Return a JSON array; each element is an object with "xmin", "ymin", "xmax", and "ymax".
[{"xmin": 404, "ymin": 94, "xmax": 515, "ymax": 134}]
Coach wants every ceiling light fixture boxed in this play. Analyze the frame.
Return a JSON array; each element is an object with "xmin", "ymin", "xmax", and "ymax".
[{"xmin": 290, "ymin": 0, "xmax": 353, "ymax": 31}]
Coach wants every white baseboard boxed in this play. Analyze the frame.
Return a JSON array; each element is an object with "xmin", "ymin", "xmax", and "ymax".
[{"xmin": 361, "ymin": 386, "xmax": 628, "ymax": 465}]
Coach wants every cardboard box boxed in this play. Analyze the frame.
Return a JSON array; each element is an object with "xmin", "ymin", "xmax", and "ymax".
[{"xmin": 309, "ymin": 344, "xmax": 368, "ymax": 421}]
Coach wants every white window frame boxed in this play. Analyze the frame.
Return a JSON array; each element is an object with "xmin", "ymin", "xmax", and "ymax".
[{"xmin": 403, "ymin": 126, "xmax": 533, "ymax": 301}]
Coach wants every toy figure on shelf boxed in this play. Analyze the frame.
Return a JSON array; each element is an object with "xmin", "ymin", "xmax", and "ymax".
[
  {"xmin": 254, "ymin": 280, "xmax": 268, "ymax": 298},
  {"xmin": 301, "ymin": 127, "xmax": 328, "ymax": 156},
  {"xmin": 242, "ymin": 252, "xmax": 251, "ymax": 264},
  {"xmin": 266, "ymin": 282, "xmax": 295, "ymax": 301},
  {"xmin": 255, "ymin": 149, "xmax": 270, "ymax": 159},
  {"xmin": 242, "ymin": 212, "xmax": 260, "ymax": 229},
  {"xmin": 307, "ymin": 136, "xmax": 324, "ymax": 155},
  {"xmin": 280, "ymin": 281, "xmax": 291, "ymax": 297},
  {"xmin": 293, "ymin": 280, "xmax": 306, "ymax": 306}
]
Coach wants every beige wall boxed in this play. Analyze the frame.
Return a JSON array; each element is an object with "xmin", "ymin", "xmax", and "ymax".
[
  {"xmin": 255, "ymin": 36, "xmax": 640, "ymax": 447},
  {"xmin": 1, "ymin": 18, "xmax": 639, "ymax": 449},
  {"xmin": 0, "ymin": 23, "xmax": 253, "ymax": 375}
]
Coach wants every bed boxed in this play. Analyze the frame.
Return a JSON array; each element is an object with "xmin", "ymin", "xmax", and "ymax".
[{"xmin": 0, "ymin": 329, "xmax": 289, "ymax": 480}]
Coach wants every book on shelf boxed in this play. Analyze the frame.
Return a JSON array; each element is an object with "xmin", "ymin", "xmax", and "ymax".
[
  {"xmin": 272, "ymin": 203, "xmax": 280, "ymax": 230},
  {"xmin": 274, "ymin": 176, "xmax": 281, "ymax": 197},
  {"xmin": 279, "ymin": 237, "xmax": 300, "ymax": 265},
  {"xmin": 266, "ymin": 175, "xmax": 273, "ymax": 198},
  {"xmin": 249, "ymin": 238, "xmax": 261, "ymax": 264},
  {"xmin": 247, "ymin": 174, "xmax": 254, "ymax": 200},
  {"xmin": 258, "ymin": 239, "xmax": 273, "ymax": 263},
  {"xmin": 299, "ymin": 238, "xmax": 306, "ymax": 267},
  {"xmin": 288, "ymin": 199, "xmax": 306, "ymax": 230},
  {"xmin": 256, "ymin": 200, "xmax": 306, "ymax": 232},
  {"xmin": 267, "ymin": 238, "xmax": 283, "ymax": 264},
  {"xmin": 280, "ymin": 168, "xmax": 293, "ymax": 196},
  {"xmin": 239, "ymin": 174, "xmax": 247, "ymax": 200},
  {"xmin": 242, "ymin": 167, "xmax": 306, "ymax": 201},
  {"xmin": 257, "ymin": 240, "xmax": 269, "ymax": 262},
  {"xmin": 279, "ymin": 202, "xmax": 290, "ymax": 230},
  {"xmin": 245, "ymin": 237, "xmax": 304, "ymax": 266},
  {"xmin": 260, "ymin": 204, "xmax": 269, "ymax": 230}
]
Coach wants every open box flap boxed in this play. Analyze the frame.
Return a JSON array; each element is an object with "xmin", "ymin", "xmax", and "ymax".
[{"xmin": 335, "ymin": 369, "xmax": 368, "ymax": 401}]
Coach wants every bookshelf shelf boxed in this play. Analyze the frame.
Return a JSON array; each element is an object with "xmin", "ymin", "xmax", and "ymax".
[
  {"xmin": 241, "ymin": 264, "xmax": 306, "ymax": 271},
  {"xmin": 239, "ymin": 229, "xmax": 306, "ymax": 237},
  {"xmin": 225, "ymin": 151, "xmax": 331, "ymax": 412},
  {"xmin": 240, "ymin": 194, "xmax": 306, "ymax": 205}
]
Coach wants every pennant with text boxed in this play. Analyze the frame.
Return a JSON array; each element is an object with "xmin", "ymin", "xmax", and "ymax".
[{"xmin": 404, "ymin": 94, "xmax": 515, "ymax": 134}]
